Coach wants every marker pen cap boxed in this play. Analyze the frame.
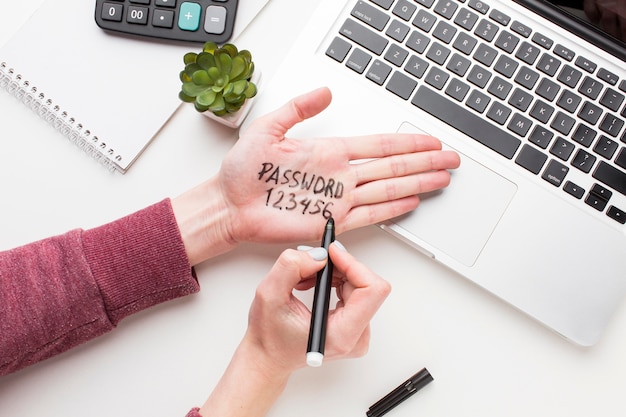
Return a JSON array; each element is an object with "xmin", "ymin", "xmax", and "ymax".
[{"xmin": 306, "ymin": 352, "xmax": 324, "ymax": 367}]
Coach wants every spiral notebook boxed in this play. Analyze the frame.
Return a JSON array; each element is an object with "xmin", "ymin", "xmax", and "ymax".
[{"xmin": 0, "ymin": 0, "xmax": 268, "ymax": 173}]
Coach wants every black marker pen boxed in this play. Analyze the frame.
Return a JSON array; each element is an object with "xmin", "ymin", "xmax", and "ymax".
[{"xmin": 306, "ymin": 217, "xmax": 335, "ymax": 367}]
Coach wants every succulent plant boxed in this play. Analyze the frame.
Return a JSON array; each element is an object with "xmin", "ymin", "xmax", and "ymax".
[{"xmin": 179, "ymin": 42, "xmax": 257, "ymax": 117}]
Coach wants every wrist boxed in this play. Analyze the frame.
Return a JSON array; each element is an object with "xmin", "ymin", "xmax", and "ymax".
[
  {"xmin": 171, "ymin": 177, "xmax": 237, "ymax": 265},
  {"xmin": 199, "ymin": 336, "xmax": 291, "ymax": 417}
]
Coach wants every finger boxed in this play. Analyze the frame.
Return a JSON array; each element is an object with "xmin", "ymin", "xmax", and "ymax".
[
  {"xmin": 339, "ymin": 197, "xmax": 421, "ymax": 233},
  {"xmin": 257, "ymin": 248, "xmax": 326, "ymax": 304},
  {"xmin": 245, "ymin": 87, "xmax": 333, "ymax": 138},
  {"xmin": 329, "ymin": 244, "xmax": 390, "ymax": 314},
  {"xmin": 352, "ymin": 149, "xmax": 460, "ymax": 185},
  {"xmin": 337, "ymin": 133, "xmax": 444, "ymax": 160}
]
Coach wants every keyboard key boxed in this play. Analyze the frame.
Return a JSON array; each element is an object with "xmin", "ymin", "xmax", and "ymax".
[
  {"xmin": 593, "ymin": 135, "xmax": 619, "ymax": 159},
  {"xmin": 128, "ymin": 6, "xmax": 149, "ymax": 25},
  {"xmin": 535, "ymin": 78, "xmax": 560, "ymax": 101},
  {"xmin": 473, "ymin": 43, "xmax": 498, "ymax": 66},
  {"xmin": 516, "ymin": 143, "xmax": 547, "ymax": 174},
  {"xmin": 579, "ymin": 76, "xmax": 603, "ymax": 100},
  {"xmin": 593, "ymin": 161, "xmax": 626, "ymax": 196},
  {"xmin": 514, "ymin": 66, "xmax": 539, "ymax": 90},
  {"xmin": 386, "ymin": 19, "xmax": 411, "ymax": 42},
  {"xmin": 454, "ymin": 8, "xmax": 479, "ymax": 31},
  {"xmin": 585, "ymin": 192, "xmax": 609, "ymax": 211},
  {"xmin": 507, "ymin": 113, "xmax": 533, "ymax": 136},
  {"xmin": 366, "ymin": 59, "xmax": 392, "ymax": 85},
  {"xmin": 571, "ymin": 123, "xmax": 597, "ymax": 147},
  {"xmin": 386, "ymin": 71, "xmax": 418, "ymax": 99},
  {"xmin": 489, "ymin": 9, "xmax": 510, "ymax": 26},
  {"xmin": 405, "ymin": 55, "xmax": 429, "ymax": 78},
  {"xmin": 575, "ymin": 56, "xmax": 596, "ymax": 73},
  {"xmin": 413, "ymin": 9, "xmax": 437, "ymax": 32},
  {"xmin": 509, "ymin": 88, "xmax": 533, "ymax": 111},
  {"xmin": 495, "ymin": 31, "xmax": 520, "ymax": 54},
  {"xmin": 616, "ymin": 148, "xmax": 626, "ymax": 169},
  {"xmin": 578, "ymin": 101, "xmax": 603, "ymax": 125},
  {"xmin": 532, "ymin": 32, "xmax": 553, "ymax": 49},
  {"xmin": 486, "ymin": 101, "xmax": 511, "ymax": 125},
  {"xmin": 178, "ymin": 3, "xmax": 201, "ymax": 30},
  {"xmin": 466, "ymin": 89, "xmax": 491, "ymax": 113},
  {"xmin": 607, "ymin": 206, "xmax": 626, "ymax": 224},
  {"xmin": 529, "ymin": 99, "xmax": 554, "ymax": 123},
  {"xmin": 599, "ymin": 88, "xmax": 625, "ymax": 112},
  {"xmin": 426, "ymin": 42, "xmax": 450, "ymax": 65},
  {"xmin": 542, "ymin": 159, "xmax": 569, "ymax": 187},
  {"xmin": 536, "ymin": 53, "xmax": 561, "ymax": 77},
  {"xmin": 487, "ymin": 76, "xmax": 512, "ymax": 100},
  {"xmin": 393, "ymin": 0, "xmax": 417, "ymax": 21},
  {"xmin": 528, "ymin": 125, "xmax": 553, "ymax": 149},
  {"xmin": 599, "ymin": 113, "xmax": 624, "ymax": 137},
  {"xmin": 557, "ymin": 65, "xmax": 582, "ymax": 88},
  {"xmin": 384, "ymin": 44, "xmax": 409, "ymax": 66},
  {"xmin": 346, "ymin": 48, "xmax": 372, "ymax": 74},
  {"xmin": 326, "ymin": 37, "xmax": 352, "ymax": 63},
  {"xmin": 550, "ymin": 136, "xmax": 575, "ymax": 161},
  {"xmin": 597, "ymin": 67, "xmax": 618, "ymax": 85},
  {"xmin": 434, "ymin": 0, "xmax": 458, "ymax": 19},
  {"xmin": 446, "ymin": 78, "xmax": 471, "ymax": 101},
  {"xmin": 551, "ymin": 112, "xmax": 576, "ymax": 135},
  {"xmin": 371, "ymin": 0, "xmax": 394, "ymax": 9},
  {"xmin": 556, "ymin": 89, "xmax": 582, "ymax": 113},
  {"xmin": 433, "ymin": 20, "xmax": 457, "ymax": 43},
  {"xmin": 153, "ymin": 9, "xmax": 175, "ymax": 28},
  {"xmin": 467, "ymin": 65, "xmax": 492, "ymax": 88},
  {"xmin": 564, "ymin": 181, "xmax": 585, "ymax": 199},
  {"xmin": 447, "ymin": 53, "xmax": 471, "ymax": 76},
  {"xmin": 411, "ymin": 85, "xmax": 521, "ymax": 158},
  {"xmin": 352, "ymin": 1, "xmax": 390, "ymax": 31},
  {"xmin": 571, "ymin": 149, "xmax": 596, "ymax": 173},
  {"xmin": 101, "ymin": 2, "xmax": 123, "ymax": 22},
  {"xmin": 494, "ymin": 55, "xmax": 518, "ymax": 78},
  {"xmin": 474, "ymin": 19, "xmax": 499, "ymax": 42},
  {"xmin": 553, "ymin": 44, "xmax": 575, "ymax": 61},
  {"xmin": 452, "ymin": 32, "xmax": 477, "ymax": 55},
  {"xmin": 406, "ymin": 31, "xmax": 430, "ymax": 54},
  {"xmin": 515, "ymin": 41, "xmax": 540, "ymax": 65},
  {"xmin": 590, "ymin": 183, "xmax": 612, "ymax": 201},
  {"xmin": 340, "ymin": 19, "xmax": 388, "ymax": 55},
  {"xmin": 424, "ymin": 66, "xmax": 449, "ymax": 89},
  {"xmin": 468, "ymin": 0, "xmax": 489, "ymax": 14},
  {"xmin": 510, "ymin": 20, "xmax": 532, "ymax": 37}
]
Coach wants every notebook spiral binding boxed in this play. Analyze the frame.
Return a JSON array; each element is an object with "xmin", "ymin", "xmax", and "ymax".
[{"xmin": 0, "ymin": 62, "xmax": 121, "ymax": 172}]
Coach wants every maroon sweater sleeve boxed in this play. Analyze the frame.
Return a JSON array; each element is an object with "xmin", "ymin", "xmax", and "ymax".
[{"xmin": 0, "ymin": 199, "xmax": 199, "ymax": 376}]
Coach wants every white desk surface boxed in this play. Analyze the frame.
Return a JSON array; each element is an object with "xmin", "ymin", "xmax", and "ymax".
[{"xmin": 1, "ymin": 1, "xmax": 626, "ymax": 416}]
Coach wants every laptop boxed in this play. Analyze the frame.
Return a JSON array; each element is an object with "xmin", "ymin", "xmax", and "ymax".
[{"xmin": 246, "ymin": 0, "xmax": 626, "ymax": 346}]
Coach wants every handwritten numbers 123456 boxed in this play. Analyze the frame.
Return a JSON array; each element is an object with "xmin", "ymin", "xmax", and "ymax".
[{"xmin": 265, "ymin": 188, "xmax": 334, "ymax": 219}]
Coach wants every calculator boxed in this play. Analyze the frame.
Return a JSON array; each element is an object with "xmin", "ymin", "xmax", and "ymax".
[{"xmin": 95, "ymin": 0, "xmax": 238, "ymax": 44}]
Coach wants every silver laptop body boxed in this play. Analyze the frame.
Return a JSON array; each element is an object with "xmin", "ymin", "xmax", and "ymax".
[{"xmin": 247, "ymin": 0, "xmax": 626, "ymax": 346}]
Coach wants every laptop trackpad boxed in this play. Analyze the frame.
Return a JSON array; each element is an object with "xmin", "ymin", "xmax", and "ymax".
[{"xmin": 383, "ymin": 122, "xmax": 517, "ymax": 266}]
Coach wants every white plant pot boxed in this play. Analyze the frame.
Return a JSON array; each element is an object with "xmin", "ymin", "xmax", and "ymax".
[{"xmin": 201, "ymin": 71, "xmax": 262, "ymax": 129}]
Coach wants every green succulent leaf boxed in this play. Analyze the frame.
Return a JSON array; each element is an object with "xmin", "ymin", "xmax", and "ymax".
[
  {"xmin": 207, "ymin": 67, "xmax": 221, "ymax": 83},
  {"xmin": 216, "ymin": 52, "xmax": 232, "ymax": 75},
  {"xmin": 244, "ymin": 82, "xmax": 257, "ymax": 98},
  {"xmin": 197, "ymin": 90, "xmax": 218, "ymax": 106},
  {"xmin": 179, "ymin": 70, "xmax": 192, "ymax": 83},
  {"xmin": 182, "ymin": 81, "xmax": 208, "ymax": 97},
  {"xmin": 197, "ymin": 52, "xmax": 216, "ymax": 70},
  {"xmin": 202, "ymin": 42, "xmax": 218, "ymax": 54},
  {"xmin": 209, "ymin": 95, "xmax": 226, "ymax": 113},
  {"xmin": 191, "ymin": 70, "xmax": 212, "ymax": 86},
  {"xmin": 178, "ymin": 91, "xmax": 196, "ymax": 103},
  {"xmin": 221, "ymin": 43, "xmax": 238, "ymax": 57},
  {"xmin": 229, "ymin": 56, "xmax": 246, "ymax": 80},
  {"xmin": 183, "ymin": 52, "xmax": 198, "ymax": 65}
]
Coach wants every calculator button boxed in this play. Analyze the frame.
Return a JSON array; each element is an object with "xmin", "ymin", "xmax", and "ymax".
[
  {"xmin": 153, "ymin": 9, "xmax": 175, "ymax": 28},
  {"xmin": 130, "ymin": 0, "xmax": 151, "ymax": 4},
  {"xmin": 101, "ymin": 2, "xmax": 123, "ymax": 22},
  {"xmin": 127, "ymin": 6, "xmax": 149, "ymax": 25},
  {"xmin": 179, "ymin": 2, "xmax": 202, "ymax": 32},
  {"xmin": 204, "ymin": 6, "xmax": 227, "ymax": 34},
  {"xmin": 156, "ymin": 0, "xmax": 177, "ymax": 7}
]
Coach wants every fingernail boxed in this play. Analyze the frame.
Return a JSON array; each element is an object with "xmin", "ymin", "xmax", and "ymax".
[
  {"xmin": 333, "ymin": 240, "xmax": 347, "ymax": 252},
  {"xmin": 298, "ymin": 246, "xmax": 328, "ymax": 261}
]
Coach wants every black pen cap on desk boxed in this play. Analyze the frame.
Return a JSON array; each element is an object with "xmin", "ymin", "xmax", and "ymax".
[{"xmin": 366, "ymin": 368, "xmax": 433, "ymax": 417}]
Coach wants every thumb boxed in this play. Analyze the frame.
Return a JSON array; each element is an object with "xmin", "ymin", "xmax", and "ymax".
[
  {"xmin": 243, "ymin": 87, "xmax": 333, "ymax": 138},
  {"xmin": 256, "ymin": 248, "xmax": 327, "ymax": 303}
]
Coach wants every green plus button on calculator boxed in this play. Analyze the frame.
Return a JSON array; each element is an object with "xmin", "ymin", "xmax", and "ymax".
[{"xmin": 95, "ymin": 0, "xmax": 238, "ymax": 44}]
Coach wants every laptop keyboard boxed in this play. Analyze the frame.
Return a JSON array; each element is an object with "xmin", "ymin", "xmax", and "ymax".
[{"xmin": 325, "ymin": 0, "xmax": 626, "ymax": 225}]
